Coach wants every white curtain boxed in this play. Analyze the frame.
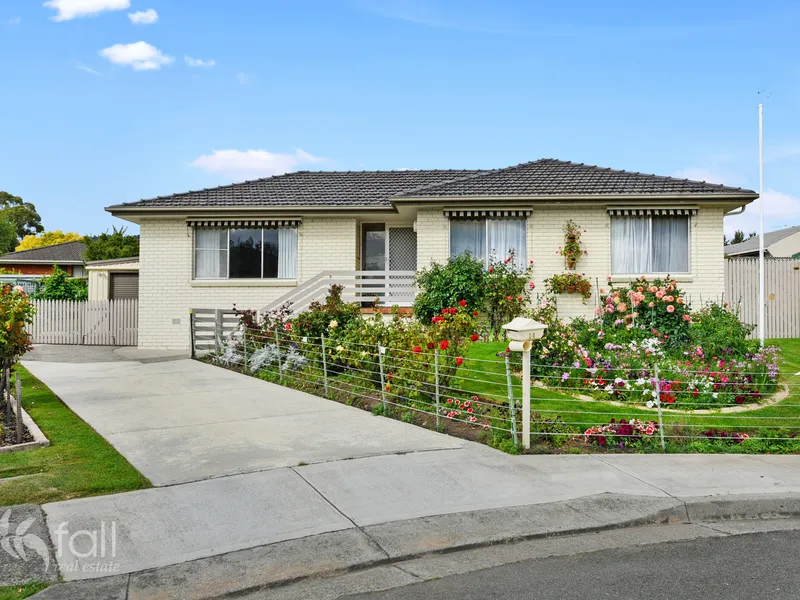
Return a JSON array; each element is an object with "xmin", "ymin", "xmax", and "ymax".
[
  {"xmin": 450, "ymin": 219, "xmax": 485, "ymax": 261},
  {"xmin": 194, "ymin": 228, "xmax": 227, "ymax": 279},
  {"xmin": 278, "ymin": 227, "xmax": 298, "ymax": 279},
  {"xmin": 487, "ymin": 218, "xmax": 526, "ymax": 267},
  {"xmin": 652, "ymin": 217, "xmax": 689, "ymax": 272},
  {"xmin": 611, "ymin": 217, "xmax": 651, "ymax": 273}
]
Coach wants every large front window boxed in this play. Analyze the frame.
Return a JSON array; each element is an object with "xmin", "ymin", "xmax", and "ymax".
[
  {"xmin": 194, "ymin": 227, "xmax": 298, "ymax": 279},
  {"xmin": 449, "ymin": 218, "xmax": 527, "ymax": 265},
  {"xmin": 611, "ymin": 216, "xmax": 689, "ymax": 274}
]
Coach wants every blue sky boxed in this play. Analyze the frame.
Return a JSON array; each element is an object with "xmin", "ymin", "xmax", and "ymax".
[{"xmin": 2, "ymin": 0, "xmax": 799, "ymax": 237}]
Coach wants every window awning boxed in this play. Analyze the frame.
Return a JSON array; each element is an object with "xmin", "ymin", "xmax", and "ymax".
[
  {"xmin": 444, "ymin": 209, "xmax": 532, "ymax": 218},
  {"xmin": 187, "ymin": 218, "xmax": 301, "ymax": 228},
  {"xmin": 607, "ymin": 208, "xmax": 698, "ymax": 216}
]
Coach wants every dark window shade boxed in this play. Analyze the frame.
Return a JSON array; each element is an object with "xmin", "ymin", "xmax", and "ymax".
[
  {"xmin": 263, "ymin": 229, "xmax": 279, "ymax": 278},
  {"xmin": 110, "ymin": 273, "xmax": 139, "ymax": 299},
  {"xmin": 229, "ymin": 229, "xmax": 262, "ymax": 279}
]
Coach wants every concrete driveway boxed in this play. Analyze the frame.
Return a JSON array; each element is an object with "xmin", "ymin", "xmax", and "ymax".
[{"xmin": 23, "ymin": 350, "xmax": 463, "ymax": 485}]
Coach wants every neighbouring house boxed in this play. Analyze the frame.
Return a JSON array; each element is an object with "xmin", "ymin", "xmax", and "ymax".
[
  {"xmin": 724, "ymin": 225, "xmax": 800, "ymax": 259},
  {"xmin": 0, "ymin": 241, "xmax": 87, "ymax": 293},
  {"xmin": 86, "ymin": 257, "xmax": 140, "ymax": 300},
  {"xmin": 106, "ymin": 159, "xmax": 758, "ymax": 350}
]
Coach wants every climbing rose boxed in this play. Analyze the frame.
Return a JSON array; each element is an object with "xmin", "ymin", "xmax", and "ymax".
[
  {"xmin": 458, "ymin": 299, "xmax": 467, "ymax": 307},
  {"xmin": 455, "ymin": 357, "xmax": 464, "ymax": 366},
  {"xmin": 427, "ymin": 341, "xmax": 436, "ymax": 349},
  {"xmin": 440, "ymin": 340, "xmax": 450, "ymax": 350},
  {"xmin": 470, "ymin": 334, "xmax": 479, "ymax": 342},
  {"xmin": 413, "ymin": 345, "xmax": 422, "ymax": 353},
  {"xmin": 666, "ymin": 304, "xmax": 675, "ymax": 313},
  {"xmin": 506, "ymin": 295, "xmax": 513, "ymax": 301}
]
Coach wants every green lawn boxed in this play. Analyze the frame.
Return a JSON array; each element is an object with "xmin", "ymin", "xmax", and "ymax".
[
  {"xmin": 456, "ymin": 338, "xmax": 800, "ymax": 438},
  {"xmin": 0, "ymin": 366, "xmax": 151, "ymax": 507},
  {"xmin": 0, "ymin": 583, "xmax": 50, "ymax": 600}
]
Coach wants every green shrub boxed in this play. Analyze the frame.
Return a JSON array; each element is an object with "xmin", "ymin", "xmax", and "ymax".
[
  {"xmin": 690, "ymin": 302, "xmax": 755, "ymax": 358},
  {"xmin": 291, "ymin": 284, "xmax": 362, "ymax": 341},
  {"xmin": 33, "ymin": 265, "xmax": 88, "ymax": 301},
  {"xmin": 484, "ymin": 249, "xmax": 534, "ymax": 339},
  {"xmin": 414, "ymin": 253, "xmax": 486, "ymax": 324}
]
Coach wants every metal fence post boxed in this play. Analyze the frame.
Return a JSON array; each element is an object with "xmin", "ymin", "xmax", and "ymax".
[
  {"xmin": 15, "ymin": 371, "xmax": 22, "ymax": 444},
  {"xmin": 504, "ymin": 354, "xmax": 518, "ymax": 445},
  {"xmin": 242, "ymin": 329, "xmax": 248, "ymax": 374},
  {"xmin": 214, "ymin": 309, "xmax": 223, "ymax": 356},
  {"xmin": 655, "ymin": 364, "xmax": 666, "ymax": 452},
  {"xmin": 378, "ymin": 345, "xmax": 387, "ymax": 413},
  {"xmin": 189, "ymin": 310, "xmax": 196, "ymax": 359},
  {"xmin": 321, "ymin": 334, "xmax": 329, "ymax": 394},
  {"xmin": 276, "ymin": 329, "xmax": 283, "ymax": 383},
  {"xmin": 434, "ymin": 348, "xmax": 440, "ymax": 429}
]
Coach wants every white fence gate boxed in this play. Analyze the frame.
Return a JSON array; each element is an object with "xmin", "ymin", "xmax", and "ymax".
[
  {"xmin": 724, "ymin": 258, "xmax": 800, "ymax": 339},
  {"xmin": 28, "ymin": 299, "xmax": 138, "ymax": 346}
]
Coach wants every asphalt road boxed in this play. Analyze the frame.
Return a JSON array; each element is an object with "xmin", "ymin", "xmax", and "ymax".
[{"xmin": 346, "ymin": 530, "xmax": 800, "ymax": 600}]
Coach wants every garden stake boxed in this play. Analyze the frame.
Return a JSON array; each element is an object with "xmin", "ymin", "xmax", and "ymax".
[
  {"xmin": 434, "ymin": 348, "xmax": 440, "ymax": 429},
  {"xmin": 4, "ymin": 366, "xmax": 9, "ymax": 426},
  {"xmin": 321, "ymin": 334, "xmax": 329, "ymax": 394},
  {"xmin": 276, "ymin": 329, "xmax": 283, "ymax": 383},
  {"xmin": 378, "ymin": 345, "xmax": 387, "ymax": 413},
  {"xmin": 655, "ymin": 364, "xmax": 666, "ymax": 451},
  {"xmin": 504, "ymin": 354, "xmax": 518, "ymax": 445},
  {"xmin": 15, "ymin": 371, "xmax": 22, "ymax": 444}
]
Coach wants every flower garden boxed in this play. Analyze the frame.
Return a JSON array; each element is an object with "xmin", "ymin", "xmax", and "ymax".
[{"xmin": 208, "ymin": 249, "xmax": 799, "ymax": 455}]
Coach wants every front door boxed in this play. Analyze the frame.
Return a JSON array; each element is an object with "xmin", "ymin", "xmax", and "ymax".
[{"xmin": 360, "ymin": 224, "xmax": 417, "ymax": 305}]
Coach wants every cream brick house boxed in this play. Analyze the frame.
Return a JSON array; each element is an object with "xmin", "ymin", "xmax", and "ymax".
[{"xmin": 106, "ymin": 159, "xmax": 757, "ymax": 350}]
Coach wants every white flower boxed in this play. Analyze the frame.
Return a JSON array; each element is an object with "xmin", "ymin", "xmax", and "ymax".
[
  {"xmin": 635, "ymin": 378, "xmax": 646, "ymax": 386},
  {"xmin": 329, "ymin": 320, "xmax": 338, "ymax": 328},
  {"xmin": 712, "ymin": 392, "xmax": 719, "ymax": 399},
  {"xmin": 336, "ymin": 345, "xmax": 344, "ymax": 352},
  {"xmin": 614, "ymin": 377, "xmax": 624, "ymax": 385},
  {"xmin": 361, "ymin": 350, "xmax": 367, "ymax": 357},
  {"xmin": 646, "ymin": 400, "xmax": 655, "ymax": 408},
  {"xmin": 604, "ymin": 385, "xmax": 613, "ymax": 393}
]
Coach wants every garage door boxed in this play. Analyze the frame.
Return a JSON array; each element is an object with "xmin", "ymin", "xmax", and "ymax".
[{"xmin": 110, "ymin": 272, "xmax": 139, "ymax": 300}]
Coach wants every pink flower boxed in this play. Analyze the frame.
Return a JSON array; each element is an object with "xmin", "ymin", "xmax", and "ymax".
[
  {"xmin": 617, "ymin": 303, "xmax": 627, "ymax": 312},
  {"xmin": 648, "ymin": 301, "xmax": 655, "ymax": 308},
  {"xmin": 682, "ymin": 314, "xmax": 691, "ymax": 322},
  {"xmin": 488, "ymin": 266, "xmax": 494, "ymax": 273},
  {"xmin": 666, "ymin": 304, "xmax": 675, "ymax": 313},
  {"xmin": 606, "ymin": 276, "xmax": 612, "ymax": 282},
  {"xmin": 529, "ymin": 282, "xmax": 535, "ymax": 289}
]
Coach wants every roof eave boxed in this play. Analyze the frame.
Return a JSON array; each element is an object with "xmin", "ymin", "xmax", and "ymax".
[
  {"xmin": 105, "ymin": 204, "xmax": 397, "ymax": 215},
  {"xmin": 0, "ymin": 259, "xmax": 84, "ymax": 265},
  {"xmin": 392, "ymin": 193, "xmax": 759, "ymax": 202}
]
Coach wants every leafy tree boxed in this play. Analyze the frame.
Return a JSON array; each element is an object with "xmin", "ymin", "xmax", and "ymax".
[
  {"xmin": 83, "ymin": 227, "xmax": 139, "ymax": 261},
  {"xmin": 0, "ymin": 221, "xmax": 18, "ymax": 254},
  {"xmin": 16, "ymin": 230, "xmax": 84, "ymax": 251},
  {"xmin": 33, "ymin": 265, "xmax": 88, "ymax": 301},
  {"xmin": 725, "ymin": 230, "xmax": 758, "ymax": 245},
  {"xmin": 0, "ymin": 192, "xmax": 43, "ymax": 244}
]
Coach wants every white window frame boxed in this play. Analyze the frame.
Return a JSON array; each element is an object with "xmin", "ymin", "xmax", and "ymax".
[
  {"xmin": 448, "ymin": 217, "xmax": 527, "ymax": 268},
  {"xmin": 610, "ymin": 215, "xmax": 691, "ymax": 275},
  {"xmin": 193, "ymin": 227, "xmax": 297, "ymax": 280}
]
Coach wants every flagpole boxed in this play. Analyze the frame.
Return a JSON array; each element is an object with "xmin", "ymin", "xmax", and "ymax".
[{"xmin": 758, "ymin": 104, "xmax": 765, "ymax": 347}]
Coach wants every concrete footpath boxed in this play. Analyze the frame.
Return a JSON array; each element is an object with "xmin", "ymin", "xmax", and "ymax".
[{"xmin": 5, "ymin": 449, "xmax": 800, "ymax": 599}]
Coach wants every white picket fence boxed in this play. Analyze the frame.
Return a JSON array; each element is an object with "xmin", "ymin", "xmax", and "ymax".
[
  {"xmin": 28, "ymin": 299, "xmax": 139, "ymax": 346},
  {"xmin": 724, "ymin": 257, "xmax": 800, "ymax": 339}
]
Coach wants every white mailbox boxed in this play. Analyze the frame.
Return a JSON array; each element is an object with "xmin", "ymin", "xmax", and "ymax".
[{"xmin": 501, "ymin": 317, "xmax": 546, "ymax": 450}]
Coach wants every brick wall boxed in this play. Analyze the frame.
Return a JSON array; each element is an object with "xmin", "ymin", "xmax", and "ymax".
[
  {"xmin": 138, "ymin": 217, "xmax": 357, "ymax": 349},
  {"xmin": 417, "ymin": 205, "xmax": 725, "ymax": 321}
]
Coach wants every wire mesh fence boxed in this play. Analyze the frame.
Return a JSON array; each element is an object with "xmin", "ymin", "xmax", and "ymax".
[{"xmin": 202, "ymin": 323, "xmax": 800, "ymax": 453}]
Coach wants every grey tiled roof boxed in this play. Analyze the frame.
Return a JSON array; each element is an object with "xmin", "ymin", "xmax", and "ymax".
[
  {"xmin": 109, "ymin": 170, "xmax": 488, "ymax": 209},
  {"xmin": 395, "ymin": 159, "xmax": 757, "ymax": 198},
  {"xmin": 0, "ymin": 241, "xmax": 86, "ymax": 263},
  {"xmin": 107, "ymin": 159, "xmax": 756, "ymax": 212},
  {"xmin": 724, "ymin": 225, "xmax": 800, "ymax": 256}
]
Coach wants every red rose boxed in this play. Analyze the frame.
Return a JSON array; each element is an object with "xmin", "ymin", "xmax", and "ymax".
[
  {"xmin": 506, "ymin": 295, "xmax": 512, "ymax": 301},
  {"xmin": 458, "ymin": 300, "xmax": 467, "ymax": 307},
  {"xmin": 413, "ymin": 345, "xmax": 422, "ymax": 353},
  {"xmin": 517, "ymin": 296, "xmax": 523, "ymax": 301},
  {"xmin": 455, "ymin": 357, "xmax": 464, "ymax": 366},
  {"xmin": 439, "ymin": 340, "xmax": 449, "ymax": 350},
  {"xmin": 470, "ymin": 334, "xmax": 479, "ymax": 342},
  {"xmin": 473, "ymin": 311, "xmax": 479, "ymax": 316},
  {"xmin": 427, "ymin": 341, "xmax": 435, "ymax": 349}
]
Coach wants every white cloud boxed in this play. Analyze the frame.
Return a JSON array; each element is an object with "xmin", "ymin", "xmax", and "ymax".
[
  {"xmin": 100, "ymin": 41, "xmax": 173, "ymax": 70},
  {"xmin": 190, "ymin": 149, "xmax": 330, "ymax": 179},
  {"xmin": 236, "ymin": 72, "xmax": 250, "ymax": 84},
  {"xmin": 185, "ymin": 56, "xmax": 215, "ymax": 68},
  {"xmin": 128, "ymin": 8, "xmax": 158, "ymax": 24},
  {"xmin": 8, "ymin": 17, "xmax": 21, "ymax": 25},
  {"xmin": 724, "ymin": 188, "xmax": 800, "ymax": 236},
  {"xmin": 76, "ymin": 61, "xmax": 102, "ymax": 75},
  {"xmin": 45, "ymin": 0, "xmax": 130, "ymax": 21}
]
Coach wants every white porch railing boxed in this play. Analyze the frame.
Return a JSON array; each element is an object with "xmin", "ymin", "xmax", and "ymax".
[{"xmin": 261, "ymin": 270, "xmax": 416, "ymax": 314}]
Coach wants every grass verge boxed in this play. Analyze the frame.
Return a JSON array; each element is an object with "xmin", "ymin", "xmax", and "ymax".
[
  {"xmin": 0, "ymin": 365, "xmax": 151, "ymax": 507},
  {"xmin": 0, "ymin": 583, "xmax": 50, "ymax": 600}
]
